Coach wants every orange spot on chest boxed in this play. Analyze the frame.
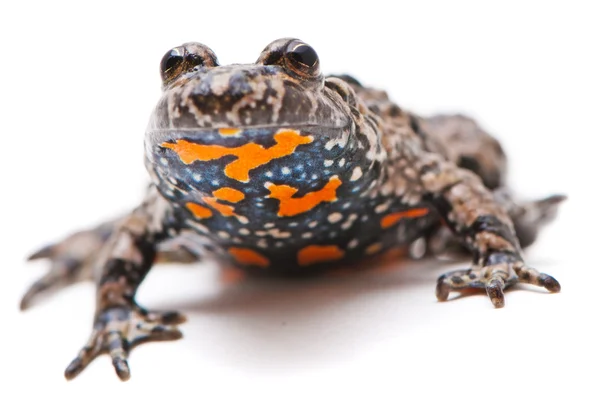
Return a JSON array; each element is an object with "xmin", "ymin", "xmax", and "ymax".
[
  {"xmin": 380, "ymin": 208, "xmax": 430, "ymax": 229},
  {"xmin": 229, "ymin": 247, "xmax": 270, "ymax": 268},
  {"xmin": 203, "ymin": 197, "xmax": 237, "ymax": 217},
  {"xmin": 186, "ymin": 187, "xmax": 247, "ymax": 222},
  {"xmin": 297, "ymin": 245, "xmax": 345, "ymax": 266},
  {"xmin": 365, "ymin": 242, "xmax": 383, "ymax": 255},
  {"xmin": 161, "ymin": 130, "xmax": 313, "ymax": 182},
  {"xmin": 266, "ymin": 176, "xmax": 342, "ymax": 217},
  {"xmin": 185, "ymin": 202, "xmax": 213, "ymax": 219},
  {"xmin": 213, "ymin": 187, "xmax": 245, "ymax": 203}
]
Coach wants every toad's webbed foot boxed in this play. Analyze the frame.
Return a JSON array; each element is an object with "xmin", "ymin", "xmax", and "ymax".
[
  {"xmin": 23, "ymin": 224, "xmax": 200, "ymax": 311},
  {"xmin": 21, "ymin": 224, "xmax": 114, "ymax": 310},
  {"xmin": 65, "ymin": 305, "xmax": 185, "ymax": 381},
  {"xmin": 435, "ymin": 255, "xmax": 560, "ymax": 308}
]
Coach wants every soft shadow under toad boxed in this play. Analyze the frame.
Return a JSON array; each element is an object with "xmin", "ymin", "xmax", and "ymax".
[{"xmin": 155, "ymin": 256, "xmax": 457, "ymax": 367}]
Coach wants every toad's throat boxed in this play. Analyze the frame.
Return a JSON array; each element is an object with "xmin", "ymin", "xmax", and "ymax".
[{"xmin": 160, "ymin": 129, "xmax": 313, "ymax": 182}]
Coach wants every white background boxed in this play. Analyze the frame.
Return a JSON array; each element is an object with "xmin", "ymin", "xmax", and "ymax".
[{"xmin": 1, "ymin": 1, "xmax": 598, "ymax": 400}]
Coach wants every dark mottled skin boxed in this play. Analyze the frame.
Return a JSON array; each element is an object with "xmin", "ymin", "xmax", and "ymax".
[{"xmin": 22, "ymin": 38, "xmax": 564, "ymax": 381}]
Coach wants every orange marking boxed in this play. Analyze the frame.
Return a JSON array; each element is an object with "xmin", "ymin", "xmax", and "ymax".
[
  {"xmin": 229, "ymin": 247, "xmax": 270, "ymax": 268},
  {"xmin": 380, "ymin": 208, "xmax": 429, "ymax": 229},
  {"xmin": 218, "ymin": 128, "xmax": 242, "ymax": 136},
  {"xmin": 203, "ymin": 197, "xmax": 237, "ymax": 217},
  {"xmin": 266, "ymin": 176, "xmax": 342, "ymax": 217},
  {"xmin": 161, "ymin": 130, "xmax": 313, "ymax": 182},
  {"xmin": 297, "ymin": 245, "xmax": 345, "ymax": 266},
  {"xmin": 186, "ymin": 202, "xmax": 213, "ymax": 219},
  {"xmin": 213, "ymin": 187, "xmax": 245, "ymax": 203},
  {"xmin": 365, "ymin": 243, "xmax": 383, "ymax": 255}
]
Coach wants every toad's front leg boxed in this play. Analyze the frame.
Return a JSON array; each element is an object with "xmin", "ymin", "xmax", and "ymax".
[
  {"xmin": 419, "ymin": 157, "xmax": 560, "ymax": 307},
  {"xmin": 65, "ymin": 189, "xmax": 185, "ymax": 381}
]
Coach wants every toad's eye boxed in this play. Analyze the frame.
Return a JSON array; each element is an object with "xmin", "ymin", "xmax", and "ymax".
[
  {"xmin": 284, "ymin": 40, "xmax": 320, "ymax": 77},
  {"xmin": 159, "ymin": 43, "xmax": 217, "ymax": 86},
  {"xmin": 287, "ymin": 42, "xmax": 318, "ymax": 67},
  {"xmin": 160, "ymin": 47, "xmax": 186, "ymax": 83}
]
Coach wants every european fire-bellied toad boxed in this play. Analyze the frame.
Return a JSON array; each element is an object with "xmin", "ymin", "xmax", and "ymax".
[{"xmin": 22, "ymin": 38, "xmax": 565, "ymax": 381}]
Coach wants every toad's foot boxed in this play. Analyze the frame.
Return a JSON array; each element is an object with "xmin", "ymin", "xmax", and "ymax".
[
  {"xmin": 64, "ymin": 306, "xmax": 185, "ymax": 381},
  {"xmin": 21, "ymin": 225, "xmax": 113, "ymax": 310},
  {"xmin": 435, "ymin": 257, "xmax": 560, "ymax": 308}
]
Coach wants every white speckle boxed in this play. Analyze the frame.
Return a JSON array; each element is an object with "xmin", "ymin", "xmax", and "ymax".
[
  {"xmin": 308, "ymin": 221, "xmax": 318, "ymax": 228},
  {"xmin": 295, "ymin": 165, "xmax": 304, "ymax": 171},
  {"xmin": 264, "ymin": 223, "xmax": 275, "ymax": 228},
  {"xmin": 288, "ymin": 222, "xmax": 298, "ymax": 227},
  {"xmin": 324, "ymin": 160, "xmax": 334, "ymax": 167},
  {"xmin": 168, "ymin": 177, "xmax": 178, "ymax": 185},
  {"xmin": 341, "ymin": 214, "xmax": 358, "ymax": 230},
  {"xmin": 328, "ymin": 212, "xmax": 343, "ymax": 223},
  {"xmin": 265, "ymin": 171, "xmax": 273, "ymax": 178},
  {"xmin": 361, "ymin": 215, "xmax": 369, "ymax": 222},
  {"xmin": 236, "ymin": 216, "xmax": 249, "ymax": 224},
  {"xmin": 350, "ymin": 167, "xmax": 363, "ymax": 181},
  {"xmin": 342, "ymin": 202, "xmax": 352, "ymax": 209},
  {"xmin": 218, "ymin": 231, "xmax": 230, "ymax": 239},
  {"xmin": 302, "ymin": 232, "xmax": 313, "ymax": 239},
  {"xmin": 338, "ymin": 158, "xmax": 345, "ymax": 167},
  {"xmin": 275, "ymin": 242, "xmax": 284, "ymax": 248},
  {"xmin": 256, "ymin": 231, "xmax": 267, "ymax": 237},
  {"xmin": 329, "ymin": 232, "xmax": 337, "ymax": 238},
  {"xmin": 375, "ymin": 202, "xmax": 391, "ymax": 213},
  {"xmin": 160, "ymin": 157, "xmax": 169, "ymax": 166},
  {"xmin": 409, "ymin": 238, "xmax": 427, "ymax": 259},
  {"xmin": 311, "ymin": 174, "xmax": 318, "ymax": 180},
  {"xmin": 281, "ymin": 167, "xmax": 291, "ymax": 175},
  {"xmin": 268, "ymin": 228, "xmax": 292, "ymax": 239},
  {"xmin": 211, "ymin": 180, "xmax": 219, "ymax": 186},
  {"xmin": 188, "ymin": 221, "xmax": 208, "ymax": 233},
  {"xmin": 348, "ymin": 239, "xmax": 359, "ymax": 249},
  {"xmin": 239, "ymin": 228, "xmax": 250, "ymax": 235},
  {"xmin": 257, "ymin": 239, "xmax": 268, "ymax": 249},
  {"xmin": 232, "ymin": 237, "xmax": 242, "ymax": 244},
  {"xmin": 192, "ymin": 173, "xmax": 202, "ymax": 182}
]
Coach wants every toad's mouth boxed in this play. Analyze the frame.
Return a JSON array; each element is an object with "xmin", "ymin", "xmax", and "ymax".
[{"xmin": 147, "ymin": 124, "xmax": 348, "ymax": 149}]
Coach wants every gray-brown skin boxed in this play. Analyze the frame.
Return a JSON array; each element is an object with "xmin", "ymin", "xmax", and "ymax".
[{"xmin": 22, "ymin": 38, "xmax": 564, "ymax": 381}]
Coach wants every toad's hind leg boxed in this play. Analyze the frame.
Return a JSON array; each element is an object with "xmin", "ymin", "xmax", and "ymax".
[
  {"xmin": 420, "ymin": 114, "xmax": 508, "ymax": 190},
  {"xmin": 22, "ymin": 220, "xmax": 199, "ymax": 310},
  {"xmin": 416, "ymin": 114, "xmax": 565, "ymax": 254}
]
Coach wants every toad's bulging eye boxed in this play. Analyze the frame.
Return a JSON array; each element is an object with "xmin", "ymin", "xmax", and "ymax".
[
  {"xmin": 288, "ymin": 43, "xmax": 318, "ymax": 68},
  {"xmin": 160, "ymin": 47, "xmax": 186, "ymax": 83},
  {"xmin": 160, "ymin": 43, "xmax": 217, "ymax": 85},
  {"xmin": 284, "ymin": 40, "xmax": 320, "ymax": 77}
]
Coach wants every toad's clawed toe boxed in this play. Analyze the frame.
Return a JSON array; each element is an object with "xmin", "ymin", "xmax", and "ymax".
[
  {"xmin": 64, "ymin": 306, "xmax": 184, "ymax": 381},
  {"xmin": 436, "ymin": 262, "xmax": 560, "ymax": 308}
]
